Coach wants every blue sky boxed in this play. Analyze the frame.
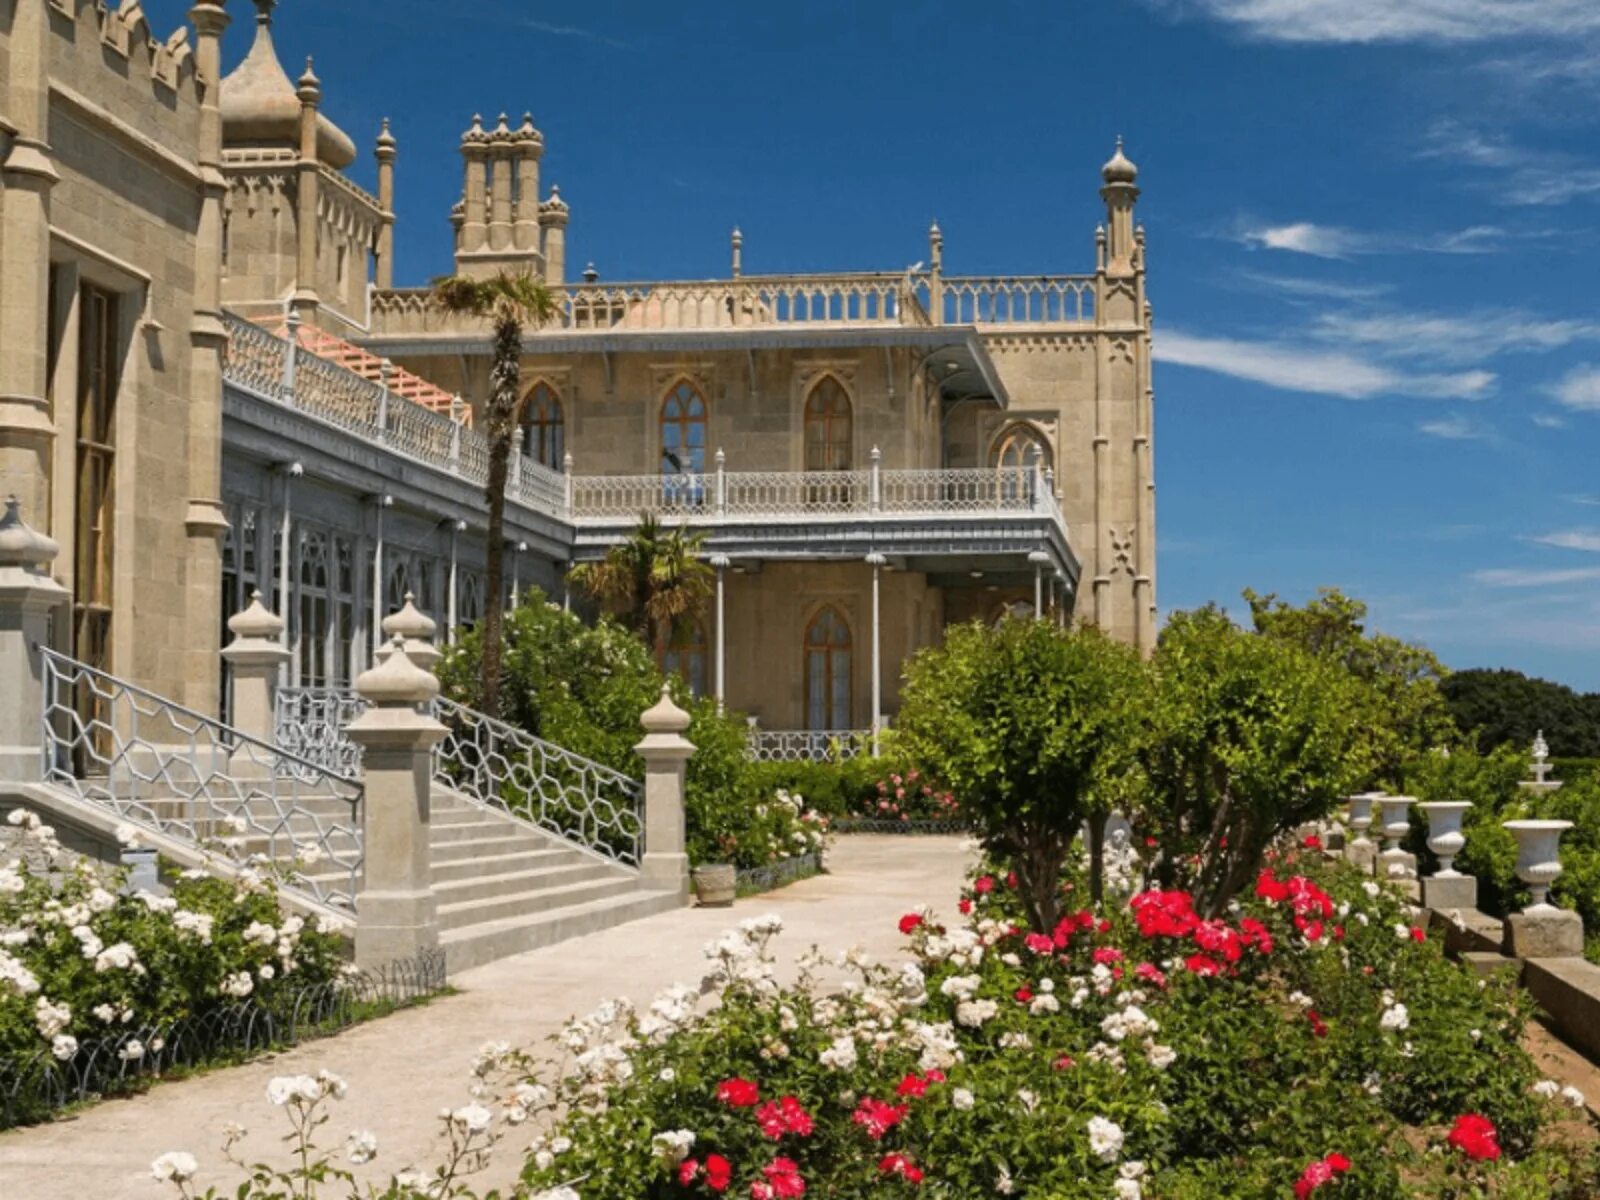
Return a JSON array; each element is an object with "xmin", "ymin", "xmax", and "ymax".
[{"xmin": 151, "ymin": 1, "xmax": 1600, "ymax": 689}]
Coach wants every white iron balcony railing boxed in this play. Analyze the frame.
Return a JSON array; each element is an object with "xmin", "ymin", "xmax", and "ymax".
[
  {"xmin": 368, "ymin": 271, "xmax": 1097, "ymax": 336},
  {"xmin": 568, "ymin": 463, "xmax": 1061, "ymax": 526},
  {"xmin": 40, "ymin": 649, "xmax": 364, "ymax": 914},
  {"xmin": 274, "ymin": 688, "xmax": 644, "ymax": 868},
  {"xmin": 221, "ymin": 313, "xmax": 567, "ymax": 516}
]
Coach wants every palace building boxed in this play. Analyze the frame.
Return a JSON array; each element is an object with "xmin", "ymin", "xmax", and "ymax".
[{"xmin": 1, "ymin": 0, "xmax": 1156, "ymax": 753}]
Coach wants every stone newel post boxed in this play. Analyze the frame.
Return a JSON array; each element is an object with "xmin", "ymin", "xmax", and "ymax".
[
  {"xmin": 634, "ymin": 684, "xmax": 695, "ymax": 898},
  {"xmin": 220, "ymin": 592, "xmax": 289, "ymax": 747},
  {"xmin": 347, "ymin": 636, "xmax": 446, "ymax": 968},
  {"xmin": 0, "ymin": 498, "xmax": 69, "ymax": 783}
]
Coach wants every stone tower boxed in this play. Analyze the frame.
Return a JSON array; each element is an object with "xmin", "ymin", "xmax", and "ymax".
[
  {"xmin": 218, "ymin": 0, "xmax": 381, "ymax": 335},
  {"xmin": 451, "ymin": 112, "xmax": 564, "ymax": 283}
]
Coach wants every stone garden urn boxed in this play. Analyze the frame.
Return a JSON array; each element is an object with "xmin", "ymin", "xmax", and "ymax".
[
  {"xmin": 1376, "ymin": 795, "xmax": 1417, "ymax": 879},
  {"xmin": 1346, "ymin": 793, "xmax": 1378, "ymax": 844},
  {"xmin": 1504, "ymin": 819, "xmax": 1573, "ymax": 912},
  {"xmin": 1417, "ymin": 801, "xmax": 1470, "ymax": 876}
]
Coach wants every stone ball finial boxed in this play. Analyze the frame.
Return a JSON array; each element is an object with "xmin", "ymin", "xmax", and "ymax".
[
  {"xmin": 0, "ymin": 496, "xmax": 60, "ymax": 571},
  {"xmin": 227, "ymin": 589, "xmax": 285, "ymax": 640},
  {"xmin": 356, "ymin": 636, "xmax": 440, "ymax": 707},
  {"xmin": 382, "ymin": 591, "xmax": 437, "ymax": 642},
  {"xmin": 1102, "ymin": 136, "xmax": 1138, "ymax": 185},
  {"xmin": 640, "ymin": 683, "xmax": 691, "ymax": 735}
]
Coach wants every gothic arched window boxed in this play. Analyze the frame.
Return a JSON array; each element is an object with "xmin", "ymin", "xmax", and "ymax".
[
  {"xmin": 991, "ymin": 423, "xmax": 1051, "ymax": 472},
  {"xmin": 805, "ymin": 606, "xmax": 853, "ymax": 731},
  {"xmin": 660, "ymin": 618, "xmax": 708, "ymax": 698},
  {"xmin": 660, "ymin": 380, "xmax": 707, "ymax": 477},
  {"xmin": 803, "ymin": 376, "xmax": 852, "ymax": 472},
  {"xmin": 522, "ymin": 381, "xmax": 565, "ymax": 470}
]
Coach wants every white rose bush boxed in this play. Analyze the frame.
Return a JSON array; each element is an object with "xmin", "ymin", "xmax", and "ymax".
[{"xmin": 0, "ymin": 810, "xmax": 344, "ymax": 1124}]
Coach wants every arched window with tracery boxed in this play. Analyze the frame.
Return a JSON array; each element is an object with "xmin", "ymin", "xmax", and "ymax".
[
  {"xmin": 803, "ymin": 376, "xmax": 852, "ymax": 472},
  {"xmin": 522, "ymin": 381, "xmax": 564, "ymax": 471},
  {"xmin": 660, "ymin": 380, "xmax": 707, "ymax": 477},
  {"xmin": 991, "ymin": 423, "xmax": 1051, "ymax": 472},
  {"xmin": 804, "ymin": 606, "xmax": 853, "ymax": 731},
  {"xmin": 660, "ymin": 618, "xmax": 708, "ymax": 698}
]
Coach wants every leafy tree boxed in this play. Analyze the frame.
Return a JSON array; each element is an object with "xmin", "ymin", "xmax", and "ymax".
[
  {"xmin": 1440, "ymin": 667, "xmax": 1600, "ymax": 758},
  {"xmin": 567, "ymin": 514, "xmax": 714, "ymax": 654},
  {"xmin": 894, "ymin": 618, "xmax": 1147, "ymax": 931},
  {"xmin": 1244, "ymin": 587, "xmax": 1457, "ymax": 786},
  {"xmin": 1138, "ymin": 605, "xmax": 1367, "ymax": 915},
  {"xmin": 430, "ymin": 270, "xmax": 558, "ymax": 718}
]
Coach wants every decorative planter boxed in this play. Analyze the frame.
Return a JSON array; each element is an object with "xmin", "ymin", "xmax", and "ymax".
[
  {"xmin": 1417, "ymin": 801, "xmax": 1470, "ymax": 876},
  {"xmin": 1346, "ymin": 793, "xmax": 1379, "ymax": 845},
  {"xmin": 1377, "ymin": 795, "xmax": 1414, "ymax": 852},
  {"xmin": 1504, "ymin": 820, "xmax": 1573, "ymax": 911},
  {"xmin": 692, "ymin": 863, "xmax": 737, "ymax": 908}
]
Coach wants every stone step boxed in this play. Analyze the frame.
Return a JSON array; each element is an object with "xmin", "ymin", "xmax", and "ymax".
[
  {"xmin": 430, "ymin": 845, "xmax": 588, "ymax": 884},
  {"xmin": 435, "ymin": 873, "xmax": 642, "ymax": 932},
  {"xmin": 429, "ymin": 819, "xmax": 528, "ymax": 846},
  {"xmin": 440, "ymin": 888, "xmax": 686, "ymax": 973},
  {"xmin": 433, "ymin": 860, "xmax": 618, "ymax": 905},
  {"xmin": 428, "ymin": 831, "xmax": 559, "ymax": 863}
]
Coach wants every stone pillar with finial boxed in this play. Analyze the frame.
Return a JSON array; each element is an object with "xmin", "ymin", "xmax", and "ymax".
[
  {"xmin": 634, "ymin": 685, "xmax": 695, "ymax": 898},
  {"xmin": 293, "ymin": 58, "xmax": 322, "ymax": 319},
  {"xmin": 0, "ymin": 498, "xmax": 70, "ymax": 783},
  {"xmin": 514, "ymin": 114, "xmax": 544, "ymax": 254},
  {"xmin": 927, "ymin": 220, "xmax": 943, "ymax": 318},
  {"xmin": 220, "ymin": 591, "xmax": 290, "ymax": 753},
  {"xmin": 540, "ymin": 187, "xmax": 568, "ymax": 287},
  {"xmin": 487, "ymin": 113, "xmax": 515, "ymax": 251},
  {"xmin": 1519, "ymin": 730, "xmax": 1562, "ymax": 797},
  {"xmin": 374, "ymin": 119, "xmax": 398, "ymax": 290},
  {"xmin": 347, "ymin": 637, "xmax": 446, "ymax": 968},
  {"xmin": 730, "ymin": 227, "xmax": 743, "ymax": 278}
]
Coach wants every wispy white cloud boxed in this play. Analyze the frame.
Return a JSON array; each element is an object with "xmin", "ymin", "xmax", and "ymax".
[
  {"xmin": 1158, "ymin": 0, "xmax": 1600, "ymax": 44},
  {"xmin": 1568, "ymin": 494, "xmax": 1600, "ymax": 506},
  {"xmin": 1233, "ymin": 270, "xmax": 1394, "ymax": 301},
  {"xmin": 1531, "ymin": 529, "xmax": 1600, "ymax": 551},
  {"xmin": 1419, "ymin": 415, "xmax": 1495, "ymax": 441},
  {"xmin": 1311, "ymin": 310, "xmax": 1600, "ymax": 365},
  {"xmin": 1422, "ymin": 120, "xmax": 1600, "ymax": 207},
  {"xmin": 519, "ymin": 18, "xmax": 631, "ymax": 48},
  {"xmin": 1548, "ymin": 364, "xmax": 1600, "ymax": 410},
  {"xmin": 1533, "ymin": 413, "xmax": 1569, "ymax": 428},
  {"xmin": 1233, "ymin": 221, "xmax": 1516, "ymax": 259},
  {"xmin": 1472, "ymin": 565, "xmax": 1600, "ymax": 588},
  {"xmin": 1154, "ymin": 330, "xmax": 1496, "ymax": 400}
]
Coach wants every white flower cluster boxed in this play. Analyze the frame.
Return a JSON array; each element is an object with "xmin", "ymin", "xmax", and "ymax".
[
  {"xmin": 1087, "ymin": 1115, "xmax": 1126, "ymax": 1162},
  {"xmin": 94, "ymin": 942, "xmax": 143, "ymax": 975},
  {"xmin": 1533, "ymin": 1079, "xmax": 1587, "ymax": 1108},
  {"xmin": 651, "ymin": 1127, "xmax": 696, "ymax": 1165},
  {"xmin": 266, "ymin": 1068, "xmax": 347, "ymax": 1107},
  {"xmin": 34, "ymin": 995, "xmax": 71, "ymax": 1038}
]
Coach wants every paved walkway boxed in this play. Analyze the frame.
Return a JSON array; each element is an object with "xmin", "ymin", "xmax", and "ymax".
[{"xmin": 0, "ymin": 836, "xmax": 973, "ymax": 1199}]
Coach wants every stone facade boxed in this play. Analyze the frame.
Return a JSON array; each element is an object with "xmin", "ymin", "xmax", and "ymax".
[
  {"xmin": 1, "ymin": 0, "xmax": 1157, "ymax": 744},
  {"xmin": 0, "ymin": 0, "xmax": 228, "ymax": 712}
]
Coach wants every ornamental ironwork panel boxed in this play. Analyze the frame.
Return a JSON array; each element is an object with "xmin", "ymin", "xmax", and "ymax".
[
  {"xmin": 746, "ymin": 730, "xmax": 869, "ymax": 763},
  {"xmin": 270, "ymin": 688, "xmax": 644, "ymax": 868},
  {"xmin": 40, "ymin": 650, "xmax": 363, "ymax": 914}
]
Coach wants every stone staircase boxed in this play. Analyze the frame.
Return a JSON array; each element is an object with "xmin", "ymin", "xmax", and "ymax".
[{"xmin": 425, "ymin": 785, "xmax": 683, "ymax": 972}]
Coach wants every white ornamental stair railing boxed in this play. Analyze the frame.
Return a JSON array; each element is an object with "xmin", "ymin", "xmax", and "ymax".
[
  {"xmin": 40, "ymin": 649, "xmax": 363, "ymax": 914},
  {"xmin": 746, "ymin": 730, "xmax": 870, "ymax": 763},
  {"xmin": 274, "ymin": 688, "xmax": 644, "ymax": 869}
]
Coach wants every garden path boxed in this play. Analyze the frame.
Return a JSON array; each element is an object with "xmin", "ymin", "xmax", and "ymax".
[{"xmin": 0, "ymin": 835, "xmax": 975, "ymax": 1200}]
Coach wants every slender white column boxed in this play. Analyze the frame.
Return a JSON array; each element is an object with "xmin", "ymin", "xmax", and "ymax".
[
  {"xmin": 277, "ymin": 463, "xmax": 302, "ymax": 681},
  {"xmin": 1029, "ymin": 549, "xmax": 1050, "ymax": 619},
  {"xmin": 370, "ymin": 494, "xmax": 391, "ymax": 657},
  {"xmin": 710, "ymin": 553, "xmax": 729, "ymax": 709},
  {"xmin": 446, "ymin": 519, "xmax": 463, "ymax": 643},
  {"xmin": 512, "ymin": 540, "xmax": 526, "ymax": 607},
  {"xmin": 867, "ymin": 552, "xmax": 885, "ymax": 757}
]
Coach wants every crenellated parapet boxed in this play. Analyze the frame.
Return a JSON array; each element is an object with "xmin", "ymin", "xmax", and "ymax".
[{"xmin": 47, "ymin": 0, "xmax": 202, "ymax": 100}]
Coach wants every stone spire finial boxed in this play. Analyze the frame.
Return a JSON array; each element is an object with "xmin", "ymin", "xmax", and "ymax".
[
  {"xmin": 252, "ymin": 0, "xmax": 276, "ymax": 27},
  {"xmin": 640, "ymin": 683, "xmax": 691, "ymax": 735},
  {"xmin": 0, "ymin": 497, "xmax": 59, "ymax": 571},
  {"xmin": 356, "ymin": 637, "xmax": 440, "ymax": 707},
  {"xmin": 297, "ymin": 56, "xmax": 320, "ymax": 101},
  {"xmin": 1102, "ymin": 136, "xmax": 1138, "ymax": 185},
  {"xmin": 376, "ymin": 117, "xmax": 397, "ymax": 158},
  {"xmin": 226, "ymin": 589, "xmax": 285, "ymax": 640}
]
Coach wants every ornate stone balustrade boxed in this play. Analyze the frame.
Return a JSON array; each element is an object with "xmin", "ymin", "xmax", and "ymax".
[{"xmin": 367, "ymin": 272, "xmax": 1097, "ymax": 337}]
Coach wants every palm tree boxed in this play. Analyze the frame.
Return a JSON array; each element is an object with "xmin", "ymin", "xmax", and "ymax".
[
  {"xmin": 431, "ymin": 270, "xmax": 558, "ymax": 717},
  {"xmin": 569, "ymin": 514, "xmax": 714, "ymax": 655}
]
